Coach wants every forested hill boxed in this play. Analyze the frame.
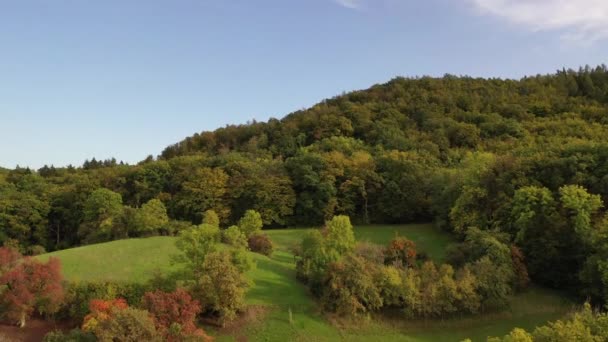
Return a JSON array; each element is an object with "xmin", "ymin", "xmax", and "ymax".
[
  {"xmin": 161, "ymin": 65, "xmax": 608, "ymax": 161},
  {"xmin": 3, "ymin": 66, "xmax": 608, "ymax": 304}
]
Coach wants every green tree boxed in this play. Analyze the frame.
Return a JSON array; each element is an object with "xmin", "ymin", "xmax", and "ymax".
[
  {"xmin": 324, "ymin": 215, "xmax": 355, "ymax": 255},
  {"xmin": 174, "ymin": 224, "xmax": 220, "ymax": 282},
  {"xmin": 202, "ymin": 209, "xmax": 220, "ymax": 227},
  {"xmin": 192, "ymin": 250, "xmax": 250, "ymax": 325},
  {"xmin": 78, "ymin": 188, "xmax": 124, "ymax": 243},
  {"xmin": 238, "ymin": 210, "xmax": 263, "ymax": 237},
  {"xmin": 134, "ymin": 199, "xmax": 169, "ymax": 236}
]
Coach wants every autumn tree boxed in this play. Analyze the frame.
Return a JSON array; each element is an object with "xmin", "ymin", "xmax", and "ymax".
[
  {"xmin": 142, "ymin": 288, "xmax": 211, "ymax": 341},
  {"xmin": 0, "ymin": 249, "xmax": 64, "ymax": 327},
  {"xmin": 384, "ymin": 236, "xmax": 417, "ymax": 268}
]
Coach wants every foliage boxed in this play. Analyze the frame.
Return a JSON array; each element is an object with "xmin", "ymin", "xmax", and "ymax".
[
  {"xmin": 222, "ymin": 225, "xmax": 248, "ymax": 248},
  {"xmin": 248, "ymin": 233, "xmax": 274, "ymax": 256},
  {"xmin": 134, "ymin": 199, "xmax": 169, "ymax": 236},
  {"xmin": 0, "ymin": 247, "xmax": 64, "ymax": 327},
  {"xmin": 488, "ymin": 303, "xmax": 608, "ymax": 342},
  {"xmin": 321, "ymin": 254, "xmax": 382, "ymax": 315},
  {"xmin": 142, "ymin": 288, "xmax": 211, "ymax": 341},
  {"xmin": 92, "ymin": 306, "xmax": 160, "ymax": 342},
  {"xmin": 238, "ymin": 209, "xmax": 263, "ymax": 237},
  {"xmin": 202, "ymin": 209, "xmax": 220, "ymax": 227},
  {"xmin": 323, "ymin": 215, "xmax": 356, "ymax": 255},
  {"xmin": 174, "ymin": 224, "xmax": 220, "ymax": 281},
  {"xmin": 44, "ymin": 329, "xmax": 96, "ymax": 342},
  {"xmin": 191, "ymin": 250, "xmax": 250, "ymax": 325},
  {"xmin": 384, "ymin": 236, "xmax": 417, "ymax": 268}
]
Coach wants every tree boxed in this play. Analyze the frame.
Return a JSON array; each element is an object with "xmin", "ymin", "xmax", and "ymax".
[
  {"xmin": 93, "ymin": 307, "xmax": 160, "ymax": 342},
  {"xmin": 134, "ymin": 199, "xmax": 169, "ymax": 236},
  {"xmin": 192, "ymin": 250, "xmax": 250, "ymax": 325},
  {"xmin": 173, "ymin": 167, "xmax": 230, "ymax": 224},
  {"xmin": 321, "ymin": 254, "xmax": 382, "ymax": 316},
  {"xmin": 324, "ymin": 215, "xmax": 355, "ymax": 255},
  {"xmin": 221, "ymin": 225, "xmax": 247, "ymax": 249},
  {"xmin": 559, "ymin": 185, "xmax": 603, "ymax": 241},
  {"xmin": 384, "ymin": 236, "xmax": 417, "ymax": 268},
  {"xmin": 202, "ymin": 210, "xmax": 220, "ymax": 227},
  {"xmin": 0, "ymin": 250, "xmax": 64, "ymax": 327},
  {"xmin": 238, "ymin": 210, "xmax": 263, "ymax": 237},
  {"xmin": 79, "ymin": 188, "xmax": 124, "ymax": 243},
  {"xmin": 142, "ymin": 288, "xmax": 211, "ymax": 342},
  {"xmin": 174, "ymin": 224, "xmax": 220, "ymax": 283}
]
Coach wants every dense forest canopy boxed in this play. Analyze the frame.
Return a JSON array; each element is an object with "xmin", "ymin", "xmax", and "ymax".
[{"xmin": 2, "ymin": 65, "xmax": 608, "ymax": 305}]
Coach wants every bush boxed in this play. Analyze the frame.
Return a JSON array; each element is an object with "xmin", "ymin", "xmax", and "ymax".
[
  {"xmin": 354, "ymin": 242, "xmax": 385, "ymax": 264},
  {"xmin": 384, "ymin": 236, "xmax": 417, "ymax": 268},
  {"xmin": 60, "ymin": 281, "xmax": 150, "ymax": 321},
  {"xmin": 93, "ymin": 306, "xmax": 160, "ymax": 341},
  {"xmin": 44, "ymin": 329, "xmax": 96, "ymax": 342},
  {"xmin": 27, "ymin": 245, "xmax": 47, "ymax": 256},
  {"xmin": 142, "ymin": 288, "xmax": 210, "ymax": 342},
  {"xmin": 248, "ymin": 233, "xmax": 274, "ymax": 256},
  {"xmin": 321, "ymin": 254, "xmax": 382, "ymax": 316},
  {"xmin": 222, "ymin": 225, "xmax": 247, "ymax": 248}
]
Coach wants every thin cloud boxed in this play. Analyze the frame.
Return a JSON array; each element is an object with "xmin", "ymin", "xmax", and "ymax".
[
  {"xmin": 333, "ymin": 0, "xmax": 361, "ymax": 9},
  {"xmin": 470, "ymin": 0, "xmax": 608, "ymax": 43}
]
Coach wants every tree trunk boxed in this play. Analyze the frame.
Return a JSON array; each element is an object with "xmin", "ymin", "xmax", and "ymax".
[{"xmin": 19, "ymin": 311, "xmax": 26, "ymax": 328}]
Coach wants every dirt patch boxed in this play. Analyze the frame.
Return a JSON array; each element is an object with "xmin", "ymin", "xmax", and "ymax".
[{"xmin": 0, "ymin": 319, "xmax": 70, "ymax": 342}]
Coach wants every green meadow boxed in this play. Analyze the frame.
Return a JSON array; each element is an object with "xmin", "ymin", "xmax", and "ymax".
[{"xmin": 40, "ymin": 224, "xmax": 572, "ymax": 341}]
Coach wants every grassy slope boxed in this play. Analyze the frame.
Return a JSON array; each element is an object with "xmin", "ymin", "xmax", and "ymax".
[{"xmin": 40, "ymin": 225, "xmax": 572, "ymax": 341}]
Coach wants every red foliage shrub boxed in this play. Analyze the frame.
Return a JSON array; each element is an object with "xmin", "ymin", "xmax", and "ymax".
[
  {"xmin": 384, "ymin": 236, "xmax": 417, "ymax": 268},
  {"xmin": 248, "ymin": 233, "xmax": 274, "ymax": 256},
  {"xmin": 82, "ymin": 298, "xmax": 128, "ymax": 331},
  {"xmin": 142, "ymin": 288, "xmax": 211, "ymax": 341},
  {"xmin": 0, "ymin": 247, "xmax": 64, "ymax": 328}
]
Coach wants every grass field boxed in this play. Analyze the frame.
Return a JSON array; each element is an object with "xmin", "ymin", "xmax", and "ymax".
[{"xmin": 40, "ymin": 224, "xmax": 573, "ymax": 341}]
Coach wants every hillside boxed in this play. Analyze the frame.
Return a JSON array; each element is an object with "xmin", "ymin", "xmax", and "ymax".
[
  {"xmin": 39, "ymin": 225, "xmax": 571, "ymax": 341},
  {"xmin": 2, "ymin": 66, "xmax": 608, "ymax": 315}
]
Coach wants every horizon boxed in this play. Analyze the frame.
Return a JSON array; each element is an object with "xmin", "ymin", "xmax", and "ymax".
[{"xmin": 1, "ymin": 0, "xmax": 607, "ymax": 169}]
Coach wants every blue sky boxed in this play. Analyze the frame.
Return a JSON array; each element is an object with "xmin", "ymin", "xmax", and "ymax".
[{"xmin": 1, "ymin": 0, "xmax": 607, "ymax": 169}]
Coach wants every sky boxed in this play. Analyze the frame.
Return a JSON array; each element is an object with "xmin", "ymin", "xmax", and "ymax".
[{"xmin": 1, "ymin": 0, "xmax": 607, "ymax": 169}]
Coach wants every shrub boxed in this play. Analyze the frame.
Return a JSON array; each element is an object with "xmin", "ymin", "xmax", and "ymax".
[
  {"xmin": 354, "ymin": 242, "xmax": 385, "ymax": 264},
  {"xmin": 44, "ymin": 329, "xmax": 96, "ymax": 342},
  {"xmin": 321, "ymin": 254, "xmax": 382, "ymax": 316},
  {"xmin": 248, "ymin": 233, "xmax": 274, "ymax": 256},
  {"xmin": 61, "ymin": 281, "xmax": 150, "ymax": 321},
  {"xmin": 94, "ymin": 307, "xmax": 160, "ymax": 341},
  {"xmin": 142, "ymin": 288, "xmax": 211, "ymax": 342},
  {"xmin": 384, "ymin": 236, "xmax": 417, "ymax": 268},
  {"xmin": 222, "ymin": 225, "xmax": 247, "ymax": 248},
  {"xmin": 27, "ymin": 245, "xmax": 47, "ymax": 256}
]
